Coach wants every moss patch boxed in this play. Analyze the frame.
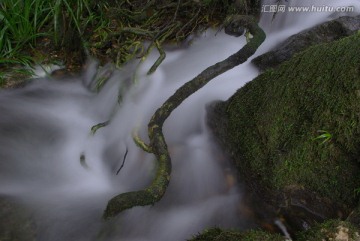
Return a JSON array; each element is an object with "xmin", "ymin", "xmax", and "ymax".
[
  {"xmin": 189, "ymin": 228, "xmax": 284, "ymax": 241},
  {"xmin": 222, "ymin": 32, "xmax": 360, "ymax": 206},
  {"xmin": 189, "ymin": 220, "xmax": 360, "ymax": 241}
]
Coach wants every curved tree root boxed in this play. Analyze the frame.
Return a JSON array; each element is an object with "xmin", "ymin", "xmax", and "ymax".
[{"xmin": 103, "ymin": 15, "xmax": 266, "ymax": 219}]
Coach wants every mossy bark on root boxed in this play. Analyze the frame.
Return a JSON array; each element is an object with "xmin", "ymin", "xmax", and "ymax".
[{"xmin": 103, "ymin": 15, "xmax": 266, "ymax": 219}]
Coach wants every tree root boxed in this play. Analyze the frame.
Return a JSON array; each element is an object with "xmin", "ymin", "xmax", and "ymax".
[
  {"xmin": 91, "ymin": 121, "xmax": 110, "ymax": 135},
  {"xmin": 132, "ymin": 128, "xmax": 152, "ymax": 153},
  {"xmin": 103, "ymin": 15, "xmax": 266, "ymax": 219}
]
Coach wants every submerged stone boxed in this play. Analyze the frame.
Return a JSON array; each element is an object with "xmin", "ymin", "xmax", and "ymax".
[{"xmin": 0, "ymin": 196, "xmax": 36, "ymax": 241}]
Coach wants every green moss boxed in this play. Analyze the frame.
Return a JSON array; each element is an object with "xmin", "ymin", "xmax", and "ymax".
[
  {"xmin": 189, "ymin": 220, "xmax": 360, "ymax": 241},
  {"xmin": 224, "ymin": 32, "xmax": 360, "ymax": 206},
  {"xmin": 189, "ymin": 228, "xmax": 284, "ymax": 241},
  {"xmin": 297, "ymin": 219, "xmax": 360, "ymax": 241}
]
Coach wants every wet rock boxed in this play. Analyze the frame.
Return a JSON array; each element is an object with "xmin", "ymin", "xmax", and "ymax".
[
  {"xmin": 277, "ymin": 185, "xmax": 346, "ymax": 232},
  {"xmin": 252, "ymin": 15, "xmax": 360, "ymax": 71},
  {"xmin": 0, "ymin": 196, "xmax": 36, "ymax": 241},
  {"xmin": 207, "ymin": 32, "xmax": 360, "ymax": 234}
]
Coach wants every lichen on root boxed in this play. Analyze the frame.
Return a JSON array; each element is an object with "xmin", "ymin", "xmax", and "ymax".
[{"xmin": 103, "ymin": 15, "xmax": 266, "ymax": 219}]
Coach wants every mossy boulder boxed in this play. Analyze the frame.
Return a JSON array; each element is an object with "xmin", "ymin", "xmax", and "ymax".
[{"xmin": 207, "ymin": 32, "xmax": 360, "ymax": 230}]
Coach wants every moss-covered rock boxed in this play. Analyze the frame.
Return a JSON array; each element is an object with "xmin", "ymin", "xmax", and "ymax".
[
  {"xmin": 207, "ymin": 32, "xmax": 360, "ymax": 230},
  {"xmin": 189, "ymin": 228, "xmax": 284, "ymax": 241}
]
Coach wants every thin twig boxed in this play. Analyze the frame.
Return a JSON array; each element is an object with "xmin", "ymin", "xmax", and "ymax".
[
  {"xmin": 172, "ymin": 0, "xmax": 181, "ymax": 22},
  {"xmin": 116, "ymin": 147, "xmax": 129, "ymax": 175}
]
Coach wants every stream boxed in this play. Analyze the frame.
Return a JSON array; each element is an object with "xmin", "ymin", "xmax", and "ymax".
[{"xmin": 0, "ymin": 1, "xmax": 359, "ymax": 240}]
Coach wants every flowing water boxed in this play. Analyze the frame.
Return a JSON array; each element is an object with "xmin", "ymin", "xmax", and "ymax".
[{"xmin": 0, "ymin": 1, "xmax": 359, "ymax": 240}]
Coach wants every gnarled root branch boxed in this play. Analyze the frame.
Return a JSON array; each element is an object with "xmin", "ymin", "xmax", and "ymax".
[{"xmin": 103, "ymin": 15, "xmax": 266, "ymax": 219}]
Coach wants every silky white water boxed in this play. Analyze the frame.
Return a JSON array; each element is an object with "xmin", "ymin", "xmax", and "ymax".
[{"xmin": 0, "ymin": 1, "xmax": 358, "ymax": 240}]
